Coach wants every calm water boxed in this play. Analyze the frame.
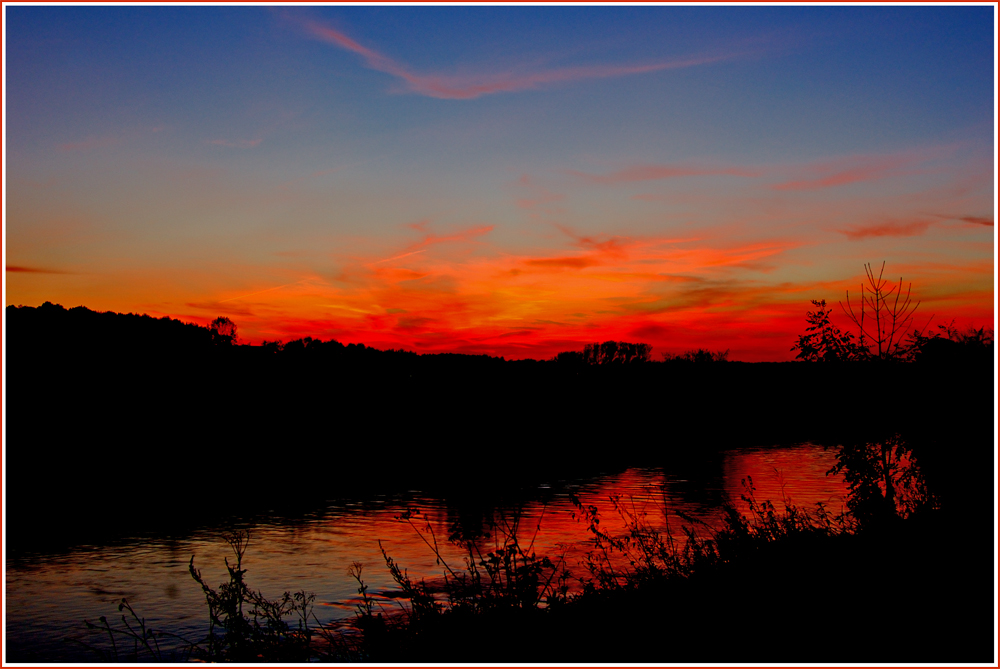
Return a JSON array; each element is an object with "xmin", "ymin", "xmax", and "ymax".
[{"xmin": 4, "ymin": 443, "xmax": 847, "ymax": 662}]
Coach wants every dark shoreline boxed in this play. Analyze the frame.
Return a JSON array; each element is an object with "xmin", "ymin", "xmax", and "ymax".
[{"xmin": 5, "ymin": 302, "xmax": 994, "ymax": 550}]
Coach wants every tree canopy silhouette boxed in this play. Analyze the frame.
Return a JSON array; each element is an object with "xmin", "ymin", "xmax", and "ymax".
[
  {"xmin": 210, "ymin": 316, "xmax": 239, "ymax": 346},
  {"xmin": 791, "ymin": 300, "xmax": 863, "ymax": 362},
  {"xmin": 553, "ymin": 340, "xmax": 652, "ymax": 366}
]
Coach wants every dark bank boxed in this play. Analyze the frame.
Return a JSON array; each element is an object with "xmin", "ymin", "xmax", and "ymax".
[{"xmin": 3, "ymin": 301, "xmax": 995, "ymax": 662}]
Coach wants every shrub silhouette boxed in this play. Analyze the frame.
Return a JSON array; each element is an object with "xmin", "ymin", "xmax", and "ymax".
[
  {"xmin": 187, "ymin": 531, "xmax": 316, "ymax": 662},
  {"xmin": 791, "ymin": 299, "xmax": 863, "ymax": 362}
]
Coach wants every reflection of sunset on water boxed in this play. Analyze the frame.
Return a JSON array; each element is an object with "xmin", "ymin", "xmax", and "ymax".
[
  {"xmin": 723, "ymin": 445, "xmax": 848, "ymax": 515},
  {"xmin": 5, "ymin": 443, "xmax": 850, "ymax": 659}
]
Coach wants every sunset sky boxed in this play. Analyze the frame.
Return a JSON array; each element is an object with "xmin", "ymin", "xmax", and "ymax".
[{"xmin": 3, "ymin": 5, "xmax": 995, "ymax": 360}]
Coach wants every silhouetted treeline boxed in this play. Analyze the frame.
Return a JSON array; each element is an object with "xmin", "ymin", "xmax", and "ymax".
[{"xmin": 4, "ymin": 303, "xmax": 993, "ymax": 551}]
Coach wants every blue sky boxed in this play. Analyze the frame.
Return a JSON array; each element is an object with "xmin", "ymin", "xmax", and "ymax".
[{"xmin": 4, "ymin": 5, "xmax": 995, "ymax": 359}]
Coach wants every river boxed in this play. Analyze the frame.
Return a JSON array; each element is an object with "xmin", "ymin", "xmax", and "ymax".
[{"xmin": 4, "ymin": 442, "xmax": 847, "ymax": 662}]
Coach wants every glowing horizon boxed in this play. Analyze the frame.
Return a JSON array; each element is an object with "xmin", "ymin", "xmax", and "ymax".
[{"xmin": 3, "ymin": 6, "xmax": 995, "ymax": 361}]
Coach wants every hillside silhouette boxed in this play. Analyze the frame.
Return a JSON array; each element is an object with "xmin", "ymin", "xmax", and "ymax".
[{"xmin": 4, "ymin": 302, "xmax": 994, "ymax": 550}]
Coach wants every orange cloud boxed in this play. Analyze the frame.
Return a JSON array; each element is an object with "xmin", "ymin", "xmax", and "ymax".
[
  {"xmin": 255, "ymin": 229, "xmax": 814, "ymax": 361},
  {"xmin": 299, "ymin": 20, "xmax": 736, "ymax": 100}
]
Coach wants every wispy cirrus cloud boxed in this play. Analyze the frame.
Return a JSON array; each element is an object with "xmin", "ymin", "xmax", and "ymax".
[
  {"xmin": 838, "ymin": 219, "xmax": 932, "ymax": 241},
  {"xmin": 404, "ymin": 224, "xmax": 494, "ymax": 252},
  {"xmin": 514, "ymin": 174, "xmax": 566, "ymax": 211},
  {"xmin": 299, "ymin": 19, "xmax": 737, "ymax": 100},
  {"xmin": 569, "ymin": 164, "xmax": 760, "ymax": 185},
  {"xmin": 368, "ymin": 223, "xmax": 494, "ymax": 266}
]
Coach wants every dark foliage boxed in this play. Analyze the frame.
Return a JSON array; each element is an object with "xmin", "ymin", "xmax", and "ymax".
[
  {"xmin": 661, "ymin": 348, "xmax": 730, "ymax": 363},
  {"xmin": 340, "ymin": 477, "xmax": 991, "ymax": 662},
  {"xmin": 553, "ymin": 340, "xmax": 652, "ymax": 365},
  {"xmin": 791, "ymin": 299, "xmax": 864, "ymax": 361},
  {"xmin": 188, "ymin": 531, "xmax": 315, "ymax": 661}
]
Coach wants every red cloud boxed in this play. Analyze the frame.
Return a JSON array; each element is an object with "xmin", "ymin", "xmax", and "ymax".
[
  {"xmin": 955, "ymin": 215, "xmax": 993, "ymax": 226},
  {"xmin": 838, "ymin": 220, "xmax": 932, "ymax": 240},
  {"xmin": 5, "ymin": 265, "xmax": 69, "ymax": 274},
  {"xmin": 300, "ymin": 20, "xmax": 734, "ymax": 100},
  {"xmin": 524, "ymin": 257, "xmax": 599, "ymax": 269}
]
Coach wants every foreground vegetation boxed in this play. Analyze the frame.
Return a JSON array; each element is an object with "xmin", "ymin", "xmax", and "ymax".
[{"xmin": 73, "ymin": 462, "xmax": 992, "ymax": 662}]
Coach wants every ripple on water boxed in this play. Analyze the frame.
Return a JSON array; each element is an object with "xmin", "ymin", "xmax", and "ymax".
[{"xmin": 5, "ymin": 443, "xmax": 846, "ymax": 661}]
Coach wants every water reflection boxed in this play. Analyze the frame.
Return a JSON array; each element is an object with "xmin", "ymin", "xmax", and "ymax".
[{"xmin": 4, "ymin": 443, "xmax": 846, "ymax": 662}]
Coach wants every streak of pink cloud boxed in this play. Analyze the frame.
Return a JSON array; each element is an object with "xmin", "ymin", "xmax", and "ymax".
[
  {"xmin": 839, "ymin": 220, "xmax": 932, "ymax": 240},
  {"xmin": 772, "ymin": 154, "xmax": 921, "ymax": 190},
  {"xmin": 404, "ymin": 224, "xmax": 495, "ymax": 252},
  {"xmin": 301, "ymin": 20, "xmax": 735, "ymax": 100},
  {"xmin": 569, "ymin": 164, "xmax": 760, "ymax": 185},
  {"xmin": 514, "ymin": 173, "xmax": 566, "ymax": 210}
]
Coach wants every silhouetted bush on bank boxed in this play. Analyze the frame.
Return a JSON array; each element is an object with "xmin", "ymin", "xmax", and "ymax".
[{"xmin": 74, "ymin": 479, "xmax": 992, "ymax": 663}]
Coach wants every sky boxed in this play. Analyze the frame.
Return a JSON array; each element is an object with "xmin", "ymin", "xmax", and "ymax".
[{"xmin": 3, "ymin": 5, "xmax": 996, "ymax": 361}]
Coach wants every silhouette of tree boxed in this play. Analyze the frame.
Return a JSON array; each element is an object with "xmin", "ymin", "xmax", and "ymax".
[
  {"xmin": 580, "ymin": 341, "xmax": 652, "ymax": 365},
  {"xmin": 261, "ymin": 340, "xmax": 284, "ymax": 354},
  {"xmin": 661, "ymin": 349, "xmax": 729, "ymax": 363},
  {"xmin": 791, "ymin": 300, "xmax": 863, "ymax": 362},
  {"xmin": 840, "ymin": 262, "xmax": 919, "ymax": 361},
  {"xmin": 906, "ymin": 320, "xmax": 995, "ymax": 364},
  {"xmin": 209, "ymin": 317, "xmax": 239, "ymax": 346},
  {"xmin": 829, "ymin": 433, "xmax": 930, "ymax": 527}
]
